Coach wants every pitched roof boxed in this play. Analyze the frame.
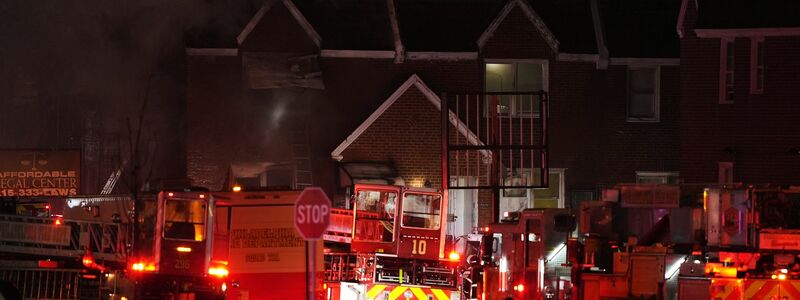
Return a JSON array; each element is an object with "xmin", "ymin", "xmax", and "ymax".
[
  {"xmin": 599, "ymin": 0, "xmax": 681, "ymax": 58},
  {"xmin": 331, "ymin": 74, "xmax": 485, "ymax": 160},
  {"xmin": 237, "ymin": 0, "xmax": 321, "ymax": 47},
  {"xmin": 695, "ymin": 0, "xmax": 800, "ymax": 29},
  {"xmin": 478, "ymin": 0, "xmax": 560, "ymax": 52},
  {"xmin": 396, "ymin": 0, "xmax": 505, "ymax": 52}
]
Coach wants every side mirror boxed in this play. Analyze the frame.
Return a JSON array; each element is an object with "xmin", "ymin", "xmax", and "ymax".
[{"xmin": 554, "ymin": 214, "xmax": 577, "ymax": 233}]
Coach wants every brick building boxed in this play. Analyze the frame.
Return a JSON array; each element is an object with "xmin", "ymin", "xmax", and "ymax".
[
  {"xmin": 677, "ymin": 0, "xmax": 800, "ymax": 185},
  {"xmin": 186, "ymin": 0, "xmax": 681, "ymax": 234}
]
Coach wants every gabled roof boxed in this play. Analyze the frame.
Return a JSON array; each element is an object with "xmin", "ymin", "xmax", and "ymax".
[
  {"xmin": 331, "ymin": 74, "xmax": 485, "ymax": 161},
  {"xmin": 237, "ymin": 0, "xmax": 321, "ymax": 48},
  {"xmin": 478, "ymin": 0, "xmax": 560, "ymax": 52},
  {"xmin": 694, "ymin": 0, "xmax": 800, "ymax": 30}
]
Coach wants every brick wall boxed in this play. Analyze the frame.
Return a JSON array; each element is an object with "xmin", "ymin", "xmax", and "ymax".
[{"xmin": 680, "ymin": 1, "xmax": 800, "ymax": 185}]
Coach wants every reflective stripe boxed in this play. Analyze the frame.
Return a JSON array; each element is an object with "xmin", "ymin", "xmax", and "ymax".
[
  {"xmin": 410, "ymin": 287, "xmax": 428, "ymax": 300},
  {"xmin": 747, "ymin": 280, "xmax": 778, "ymax": 300},
  {"xmin": 782, "ymin": 281, "xmax": 800, "ymax": 299},
  {"xmin": 388, "ymin": 286, "xmax": 408, "ymax": 300},
  {"xmin": 431, "ymin": 288, "xmax": 451, "ymax": 300},
  {"xmin": 366, "ymin": 284, "xmax": 386, "ymax": 299}
]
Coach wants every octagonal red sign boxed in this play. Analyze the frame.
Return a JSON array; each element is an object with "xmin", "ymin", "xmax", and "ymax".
[{"xmin": 294, "ymin": 187, "xmax": 332, "ymax": 240}]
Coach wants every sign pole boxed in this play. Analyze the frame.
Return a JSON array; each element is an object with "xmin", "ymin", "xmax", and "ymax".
[{"xmin": 309, "ymin": 239, "xmax": 316, "ymax": 300}]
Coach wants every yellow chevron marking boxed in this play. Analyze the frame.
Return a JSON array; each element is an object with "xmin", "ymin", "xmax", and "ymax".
[
  {"xmin": 389, "ymin": 286, "xmax": 408, "ymax": 300},
  {"xmin": 410, "ymin": 287, "xmax": 428, "ymax": 300},
  {"xmin": 367, "ymin": 284, "xmax": 386, "ymax": 299},
  {"xmin": 432, "ymin": 288, "xmax": 450, "ymax": 300}
]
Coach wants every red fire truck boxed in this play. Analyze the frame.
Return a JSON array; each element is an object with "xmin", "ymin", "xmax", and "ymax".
[
  {"xmin": 323, "ymin": 183, "xmax": 461, "ymax": 300},
  {"xmin": 472, "ymin": 209, "xmax": 574, "ymax": 300},
  {"xmin": 678, "ymin": 186, "xmax": 800, "ymax": 300},
  {"xmin": 127, "ymin": 190, "xmax": 227, "ymax": 299},
  {"xmin": 210, "ymin": 189, "xmax": 321, "ymax": 300}
]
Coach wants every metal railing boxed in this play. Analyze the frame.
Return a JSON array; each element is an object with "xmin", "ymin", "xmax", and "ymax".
[
  {"xmin": 0, "ymin": 268, "xmax": 82, "ymax": 300},
  {"xmin": 0, "ymin": 215, "xmax": 129, "ymax": 263}
]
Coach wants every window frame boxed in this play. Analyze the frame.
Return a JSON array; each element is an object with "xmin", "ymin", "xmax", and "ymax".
[
  {"xmin": 719, "ymin": 38, "xmax": 735, "ymax": 104},
  {"xmin": 626, "ymin": 66, "xmax": 661, "ymax": 122},
  {"xmin": 718, "ymin": 162, "xmax": 734, "ymax": 184},
  {"xmin": 484, "ymin": 59, "xmax": 549, "ymax": 118},
  {"xmin": 635, "ymin": 171, "xmax": 679, "ymax": 184},
  {"xmin": 499, "ymin": 168, "xmax": 565, "ymax": 211},
  {"xmin": 750, "ymin": 37, "xmax": 765, "ymax": 94},
  {"xmin": 400, "ymin": 192, "xmax": 442, "ymax": 231},
  {"xmin": 162, "ymin": 198, "xmax": 208, "ymax": 242}
]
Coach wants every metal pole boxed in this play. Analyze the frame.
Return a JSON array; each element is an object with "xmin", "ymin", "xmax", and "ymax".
[{"xmin": 308, "ymin": 240, "xmax": 316, "ymax": 300}]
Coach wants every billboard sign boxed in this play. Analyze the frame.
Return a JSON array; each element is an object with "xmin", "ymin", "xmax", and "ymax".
[{"xmin": 0, "ymin": 150, "xmax": 80, "ymax": 197}]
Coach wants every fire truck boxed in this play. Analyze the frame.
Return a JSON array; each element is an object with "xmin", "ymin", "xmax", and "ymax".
[
  {"xmin": 474, "ymin": 209, "xmax": 574, "ymax": 300},
  {"xmin": 0, "ymin": 190, "xmax": 227, "ymax": 300},
  {"xmin": 678, "ymin": 186, "xmax": 800, "ymax": 300},
  {"xmin": 323, "ymin": 183, "xmax": 461, "ymax": 300},
  {"xmin": 210, "ymin": 189, "xmax": 321, "ymax": 300}
]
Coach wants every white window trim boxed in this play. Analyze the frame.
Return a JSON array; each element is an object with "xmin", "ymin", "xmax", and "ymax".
[
  {"xmin": 749, "ymin": 37, "xmax": 765, "ymax": 94},
  {"xmin": 484, "ymin": 59, "xmax": 549, "ymax": 118},
  {"xmin": 626, "ymin": 66, "xmax": 661, "ymax": 122},
  {"xmin": 635, "ymin": 171, "xmax": 679, "ymax": 183},
  {"xmin": 718, "ymin": 162, "xmax": 734, "ymax": 184},
  {"xmin": 719, "ymin": 38, "xmax": 735, "ymax": 104}
]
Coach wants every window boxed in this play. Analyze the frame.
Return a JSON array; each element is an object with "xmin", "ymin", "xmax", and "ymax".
[
  {"xmin": 627, "ymin": 67, "xmax": 660, "ymax": 122},
  {"xmin": 720, "ymin": 39, "xmax": 735, "ymax": 103},
  {"xmin": 354, "ymin": 190, "xmax": 397, "ymax": 242},
  {"xmin": 401, "ymin": 193, "xmax": 441, "ymax": 230},
  {"xmin": 485, "ymin": 61, "xmax": 547, "ymax": 117},
  {"xmin": 635, "ymin": 171, "xmax": 679, "ymax": 184},
  {"xmin": 163, "ymin": 199, "xmax": 207, "ymax": 241},
  {"xmin": 499, "ymin": 168, "xmax": 564, "ymax": 218},
  {"xmin": 719, "ymin": 162, "xmax": 733, "ymax": 184},
  {"xmin": 750, "ymin": 37, "xmax": 764, "ymax": 94}
]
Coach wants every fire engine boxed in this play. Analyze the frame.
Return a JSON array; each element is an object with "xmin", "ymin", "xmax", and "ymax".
[
  {"xmin": 678, "ymin": 186, "xmax": 800, "ymax": 300},
  {"xmin": 474, "ymin": 209, "xmax": 574, "ymax": 300},
  {"xmin": 0, "ymin": 190, "xmax": 227, "ymax": 300},
  {"xmin": 323, "ymin": 183, "xmax": 461, "ymax": 300}
]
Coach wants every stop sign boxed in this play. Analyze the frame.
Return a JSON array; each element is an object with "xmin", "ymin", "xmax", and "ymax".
[{"xmin": 294, "ymin": 187, "xmax": 332, "ymax": 240}]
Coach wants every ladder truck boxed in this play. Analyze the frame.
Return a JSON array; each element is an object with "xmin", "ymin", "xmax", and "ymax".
[{"xmin": 0, "ymin": 190, "xmax": 227, "ymax": 300}]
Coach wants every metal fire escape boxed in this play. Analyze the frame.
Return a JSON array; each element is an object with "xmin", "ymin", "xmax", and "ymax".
[{"xmin": 291, "ymin": 115, "xmax": 314, "ymax": 190}]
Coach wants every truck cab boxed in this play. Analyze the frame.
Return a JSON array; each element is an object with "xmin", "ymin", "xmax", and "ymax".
[{"xmin": 350, "ymin": 184, "xmax": 445, "ymax": 260}]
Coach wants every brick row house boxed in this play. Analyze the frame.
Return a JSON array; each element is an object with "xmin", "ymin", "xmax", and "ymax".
[
  {"xmin": 185, "ymin": 0, "xmax": 681, "ymax": 236},
  {"xmin": 677, "ymin": 0, "xmax": 800, "ymax": 186}
]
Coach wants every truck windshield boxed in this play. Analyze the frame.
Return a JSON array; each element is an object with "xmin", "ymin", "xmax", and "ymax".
[
  {"xmin": 354, "ymin": 190, "xmax": 396, "ymax": 242},
  {"xmin": 401, "ymin": 193, "xmax": 441, "ymax": 230},
  {"xmin": 164, "ymin": 199, "xmax": 206, "ymax": 241}
]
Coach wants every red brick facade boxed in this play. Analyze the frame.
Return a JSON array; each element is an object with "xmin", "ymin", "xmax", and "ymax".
[
  {"xmin": 186, "ymin": 1, "xmax": 680, "ymax": 226},
  {"xmin": 679, "ymin": 2, "xmax": 800, "ymax": 185}
]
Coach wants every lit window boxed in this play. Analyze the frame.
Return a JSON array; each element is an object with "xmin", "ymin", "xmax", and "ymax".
[
  {"xmin": 750, "ymin": 37, "xmax": 765, "ymax": 94},
  {"xmin": 720, "ymin": 39, "xmax": 735, "ymax": 103},
  {"xmin": 485, "ymin": 62, "xmax": 547, "ymax": 117},
  {"xmin": 499, "ymin": 168, "xmax": 564, "ymax": 219},
  {"xmin": 627, "ymin": 67, "xmax": 660, "ymax": 122},
  {"xmin": 163, "ymin": 199, "xmax": 207, "ymax": 241}
]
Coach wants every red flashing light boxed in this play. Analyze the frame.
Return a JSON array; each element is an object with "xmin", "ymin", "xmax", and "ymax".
[
  {"xmin": 54, "ymin": 218, "xmax": 63, "ymax": 225},
  {"xmin": 208, "ymin": 266, "xmax": 229, "ymax": 278},
  {"xmin": 82, "ymin": 256, "xmax": 94, "ymax": 268},
  {"xmin": 512, "ymin": 284, "xmax": 525, "ymax": 292},
  {"xmin": 199, "ymin": 194, "xmax": 205, "ymax": 199},
  {"xmin": 168, "ymin": 192, "xmax": 174, "ymax": 197},
  {"xmin": 448, "ymin": 251, "xmax": 461, "ymax": 262},
  {"xmin": 45, "ymin": 204, "xmax": 51, "ymax": 210},
  {"xmin": 131, "ymin": 262, "xmax": 156, "ymax": 272},
  {"xmin": 38, "ymin": 260, "xmax": 58, "ymax": 269}
]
